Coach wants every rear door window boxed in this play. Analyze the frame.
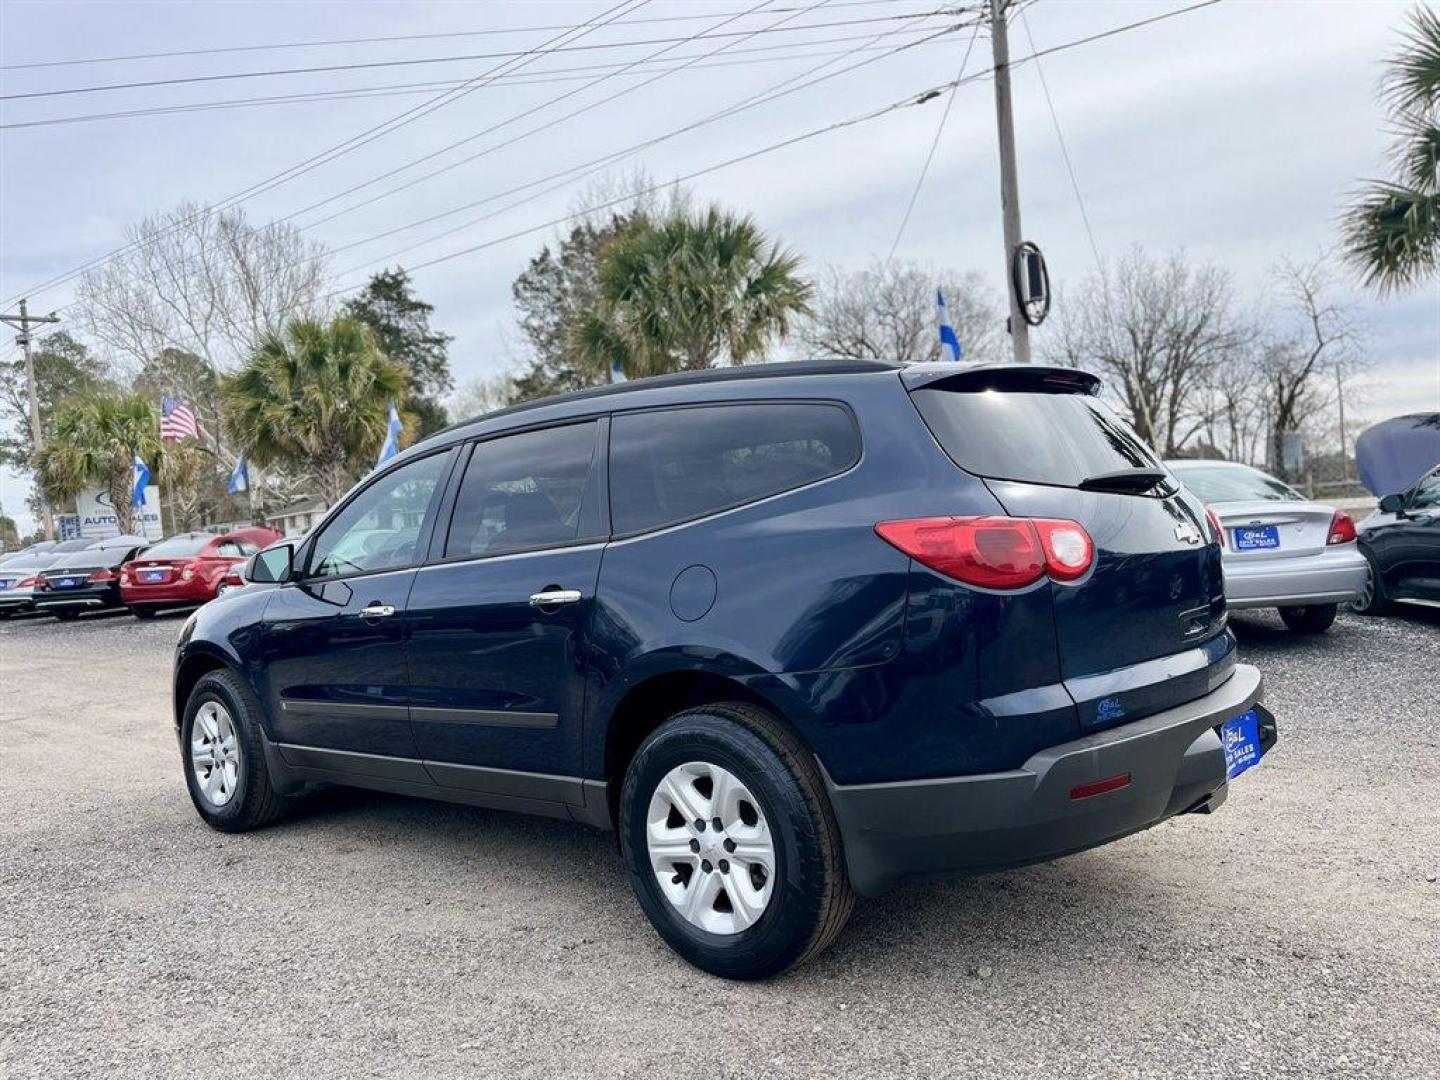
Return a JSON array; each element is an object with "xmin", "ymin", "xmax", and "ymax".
[
  {"xmin": 910, "ymin": 387, "xmax": 1160, "ymax": 486},
  {"xmin": 444, "ymin": 421, "xmax": 603, "ymax": 558},
  {"xmin": 610, "ymin": 402, "xmax": 860, "ymax": 535}
]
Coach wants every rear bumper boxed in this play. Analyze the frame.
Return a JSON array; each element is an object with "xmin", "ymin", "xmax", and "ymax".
[
  {"xmin": 0, "ymin": 590, "xmax": 36, "ymax": 612},
  {"xmin": 1223, "ymin": 547, "xmax": 1367, "ymax": 608},
  {"xmin": 824, "ymin": 663, "xmax": 1272, "ymax": 896},
  {"xmin": 121, "ymin": 581, "xmax": 214, "ymax": 606},
  {"xmin": 33, "ymin": 585, "xmax": 122, "ymax": 611}
]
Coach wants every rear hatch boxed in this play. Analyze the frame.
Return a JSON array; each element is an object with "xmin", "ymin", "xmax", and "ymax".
[{"xmin": 906, "ymin": 366, "xmax": 1232, "ymax": 733}]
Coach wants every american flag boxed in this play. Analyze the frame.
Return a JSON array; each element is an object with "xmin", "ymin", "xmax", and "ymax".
[{"xmin": 160, "ymin": 396, "xmax": 200, "ymax": 442}]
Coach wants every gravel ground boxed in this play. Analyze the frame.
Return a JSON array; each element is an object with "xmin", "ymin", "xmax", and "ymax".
[{"xmin": 2, "ymin": 604, "xmax": 1437, "ymax": 1079}]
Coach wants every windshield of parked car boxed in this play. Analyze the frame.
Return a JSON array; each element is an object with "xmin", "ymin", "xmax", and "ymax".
[
  {"xmin": 1171, "ymin": 465, "xmax": 1304, "ymax": 503},
  {"xmin": 139, "ymin": 534, "xmax": 212, "ymax": 558},
  {"xmin": 1409, "ymin": 467, "xmax": 1440, "ymax": 510}
]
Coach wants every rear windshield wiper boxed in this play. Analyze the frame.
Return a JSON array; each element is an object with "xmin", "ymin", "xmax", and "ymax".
[{"xmin": 1077, "ymin": 467, "xmax": 1171, "ymax": 494}]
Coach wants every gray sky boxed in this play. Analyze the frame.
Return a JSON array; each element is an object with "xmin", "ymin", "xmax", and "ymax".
[{"xmin": 2, "ymin": 0, "xmax": 1438, "ymax": 535}]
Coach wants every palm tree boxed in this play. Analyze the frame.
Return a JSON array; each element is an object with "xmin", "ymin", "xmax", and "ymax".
[
  {"xmin": 37, "ymin": 394, "xmax": 161, "ymax": 536},
  {"xmin": 572, "ymin": 205, "xmax": 811, "ymax": 379},
  {"xmin": 1342, "ymin": 5, "xmax": 1440, "ymax": 293},
  {"xmin": 222, "ymin": 316, "xmax": 409, "ymax": 506}
]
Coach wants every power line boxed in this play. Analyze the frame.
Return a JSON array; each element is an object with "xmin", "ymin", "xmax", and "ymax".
[
  {"xmin": 325, "ymin": 0, "xmax": 1223, "ymax": 294},
  {"xmin": 7, "ymin": 0, "xmax": 1221, "ymax": 314},
  {"xmin": 0, "ymin": 11, "xmax": 958, "ymax": 102},
  {"xmin": 318, "ymin": 15, "xmax": 972, "ymax": 270},
  {"xmin": 320, "ymin": 77, "xmax": 953, "ymax": 303},
  {"xmin": 0, "ymin": 1, "xmax": 909, "ymax": 71},
  {"xmin": 886, "ymin": 17, "xmax": 984, "ymax": 261},
  {"xmin": 282, "ymin": 0, "xmax": 832, "ymax": 233},
  {"xmin": 0, "ymin": 0, "xmax": 647, "ymax": 309},
  {"xmin": 1018, "ymin": 5, "xmax": 1103, "ymax": 274},
  {"xmin": 0, "ymin": 26, "xmax": 952, "ymax": 132}
]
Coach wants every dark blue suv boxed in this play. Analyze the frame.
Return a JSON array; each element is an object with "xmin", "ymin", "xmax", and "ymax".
[{"xmin": 174, "ymin": 361, "xmax": 1275, "ymax": 979}]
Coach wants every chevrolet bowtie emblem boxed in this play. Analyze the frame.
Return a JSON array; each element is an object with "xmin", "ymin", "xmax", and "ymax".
[{"xmin": 1174, "ymin": 521, "xmax": 1202, "ymax": 545}]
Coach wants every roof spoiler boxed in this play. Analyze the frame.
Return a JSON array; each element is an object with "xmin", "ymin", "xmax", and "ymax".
[{"xmin": 900, "ymin": 363, "xmax": 1102, "ymax": 396}]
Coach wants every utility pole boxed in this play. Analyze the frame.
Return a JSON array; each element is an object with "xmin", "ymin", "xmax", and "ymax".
[
  {"xmin": 989, "ymin": 0, "xmax": 1031, "ymax": 364},
  {"xmin": 0, "ymin": 299, "xmax": 60, "ymax": 539}
]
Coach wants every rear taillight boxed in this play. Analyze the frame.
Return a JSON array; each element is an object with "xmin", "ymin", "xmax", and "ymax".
[
  {"xmin": 90, "ymin": 568, "xmax": 117, "ymax": 583},
  {"xmin": 34, "ymin": 575, "xmax": 49, "ymax": 590},
  {"xmin": 180, "ymin": 560, "xmax": 197, "ymax": 581},
  {"xmin": 1327, "ymin": 510, "xmax": 1357, "ymax": 545},
  {"xmin": 874, "ymin": 516, "xmax": 1095, "ymax": 590},
  {"xmin": 16, "ymin": 576, "xmax": 38, "ymax": 588},
  {"xmin": 1205, "ymin": 506, "xmax": 1225, "ymax": 547},
  {"xmin": 120, "ymin": 566, "xmax": 133, "ymax": 583}
]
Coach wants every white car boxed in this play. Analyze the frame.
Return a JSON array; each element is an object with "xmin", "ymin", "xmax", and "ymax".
[{"xmin": 1166, "ymin": 460, "xmax": 1367, "ymax": 634}]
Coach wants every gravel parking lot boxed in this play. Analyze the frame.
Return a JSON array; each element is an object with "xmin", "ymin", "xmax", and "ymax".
[{"xmin": 2, "ymin": 605, "xmax": 1437, "ymax": 1079}]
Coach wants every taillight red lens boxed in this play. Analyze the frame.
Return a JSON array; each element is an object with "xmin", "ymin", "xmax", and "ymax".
[
  {"xmin": 1327, "ymin": 510, "xmax": 1356, "ymax": 545},
  {"xmin": 1205, "ymin": 506, "xmax": 1225, "ymax": 547},
  {"xmin": 16, "ymin": 576, "xmax": 38, "ymax": 588},
  {"xmin": 90, "ymin": 568, "xmax": 117, "ymax": 583},
  {"xmin": 874, "ymin": 516, "xmax": 1094, "ymax": 590}
]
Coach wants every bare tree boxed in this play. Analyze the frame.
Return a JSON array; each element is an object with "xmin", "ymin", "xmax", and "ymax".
[
  {"xmin": 75, "ymin": 202, "xmax": 331, "ymax": 384},
  {"xmin": 74, "ymin": 202, "xmax": 332, "ymax": 512},
  {"xmin": 1259, "ymin": 256, "xmax": 1362, "ymax": 481},
  {"xmin": 797, "ymin": 260, "xmax": 1004, "ymax": 364},
  {"xmin": 1194, "ymin": 359, "xmax": 1267, "ymax": 464},
  {"xmin": 1047, "ymin": 246, "xmax": 1251, "ymax": 456}
]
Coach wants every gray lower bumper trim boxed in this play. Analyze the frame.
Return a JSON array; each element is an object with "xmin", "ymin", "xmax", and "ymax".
[{"xmin": 824, "ymin": 663, "xmax": 1268, "ymax": 896}]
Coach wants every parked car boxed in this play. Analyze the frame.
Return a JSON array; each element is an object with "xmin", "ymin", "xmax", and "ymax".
[
  {"xmin": 121, "ymin": 527, "xmax": 282, "ymax": 618},
  {"xmin": 32, "ymin": 535, "xmax": 151, "ymax": 619},
  {"xmin": 0, "ymin": 538, "xmax": 94, "ymax": 617},
  {"xmin": 1352, "ymin": 463, "xmax": 1440, "ymax": 614},
  {"xmin": 1165, "ymin": 460, "xmax": 1365, "ymax": 634},
  {"xmin": 173, "ymin": 361, "xmax": 1275, "ymax": 979}
]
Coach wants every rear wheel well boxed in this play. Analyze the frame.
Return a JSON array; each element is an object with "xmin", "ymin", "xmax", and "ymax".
[
  {"xmin": 603, "ymin": 671, "xmax": 794, "ymax": 823},
  {"xmin": 173, "ymin": 653, "xmax": 228, "ymax": 733}
]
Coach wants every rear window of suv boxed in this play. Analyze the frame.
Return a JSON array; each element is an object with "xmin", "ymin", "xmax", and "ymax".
[
  {"xmin": 910, "ymin": 388, "xmax": 1162, "ymax": 487},
  {"xmin": 610, "ymin": 402, "xmax": 860, "ymax": 534}
]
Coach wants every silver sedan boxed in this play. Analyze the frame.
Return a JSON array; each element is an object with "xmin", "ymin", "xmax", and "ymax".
[{"xmin": 1166, "ymin": 459, "xmax": 1367, "ymax": 634}]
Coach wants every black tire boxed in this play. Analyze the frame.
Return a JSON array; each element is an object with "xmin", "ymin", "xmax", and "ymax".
[
  {"xmin": 619, "ymin": 702, "xmax": 853, "ymax": 980},
  {"xmin": 51, "ymin": 608, "xmax": 80, "ymax": 622},
  {"xmin": 131, "ymin": 605, "xmax": 157, "ymax": 620},
  {"xmin": 1350, "ymin": 554, "xmax": 1390, "ymax": 616},
  {"xmin": 181, "ymin": 668, "xmax": 289, "ymax": 833},
  {"xmin": 1278, "ymin": 603, "xmax": 1338, "ymax": 634}
]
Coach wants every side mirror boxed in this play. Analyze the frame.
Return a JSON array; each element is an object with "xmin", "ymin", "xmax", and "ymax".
[
  {"xmin": 248, "ymin": 543, "xmax": 294, "ymax": 584},
  {"xmin": 1378, "ymin": 493, "xmax": 1406, "ymax": 515}
]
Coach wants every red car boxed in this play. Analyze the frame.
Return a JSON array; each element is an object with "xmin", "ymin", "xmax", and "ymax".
[{"xmin": 121, "ymin": 527, "xmax": 282, "ymax": 618}]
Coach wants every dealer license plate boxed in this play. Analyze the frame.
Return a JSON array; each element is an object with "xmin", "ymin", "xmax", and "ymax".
[
  {"xmin": 141, "ymin": 569, "xmax": 168, "ymax": 583},
  {"xmin": 1232, "ymin": 525, "xmax": 1280, "ymax": 551},
  {"xmin": 1221, "ymin": 709, "xmax": 1262, "ymax": 780}
]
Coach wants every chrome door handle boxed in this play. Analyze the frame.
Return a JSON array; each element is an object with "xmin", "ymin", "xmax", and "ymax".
[
  {"xmin": 360, "ymin": 602, "xmax": 397, "ymax": 619},
  {"xmin": 529, "ymin": 589, "xmax": 582, "ymax": 608}
]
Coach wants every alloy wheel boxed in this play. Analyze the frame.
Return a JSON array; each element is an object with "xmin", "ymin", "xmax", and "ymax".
[
  {"xmin": 191, "ymin": 700, "xmax": 241, "ymax": 807},
  {"xmin": 646, "ymin": 761, "xmax": 775, "ymax": 935}
]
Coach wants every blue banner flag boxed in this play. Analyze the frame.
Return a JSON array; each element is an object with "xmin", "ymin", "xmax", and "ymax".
[
  {"xmin": 609, "ymin": 358, "xmax": 627, "ymax": 384},
  {"xmin": 376, "ymin": 402, "xmax": 403, "ymax": 467},
  {"xmin": 937, "ymin": 289, "xmax": 962, "ymax": 362},
  {"xmin": 228, "ymin": 456, "xmax": 249, "ymax": 495},
  {"xmin": 132, "ymin": 453, "xmax": 151, "ymax": 507}
]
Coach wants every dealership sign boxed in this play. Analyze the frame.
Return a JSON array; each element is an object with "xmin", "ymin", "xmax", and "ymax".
[{"xmin": 74, "ymin": 487, "xmax": 163, "ymax": 540}]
